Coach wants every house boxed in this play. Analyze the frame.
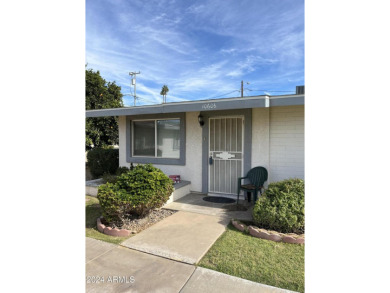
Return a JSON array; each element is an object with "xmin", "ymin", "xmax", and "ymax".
[{"xmin": 86, "ymin": 87, "xmax": 304, "ymax": 200}]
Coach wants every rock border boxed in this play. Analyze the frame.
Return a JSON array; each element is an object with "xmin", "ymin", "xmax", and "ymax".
[
  {"xmin": 231, "ymin": 219, "xmax": 304, "ymax": 244},
  {"xmin": 97, "ymin": 217, "xmax": 135, "ymax": 237}
]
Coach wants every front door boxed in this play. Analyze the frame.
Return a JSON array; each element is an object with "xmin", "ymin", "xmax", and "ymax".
[{"xmin": 208, "ymin": 117, "xmax": 244, "ymax": 195}]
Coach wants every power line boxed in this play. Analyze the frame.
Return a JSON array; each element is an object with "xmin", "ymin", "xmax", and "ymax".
[
  {"xmin": 204, "ymin": 90, "xmax": 241, "ymax": 100},
  {"xmin": 123, "ymin": 87, "xmax": 294, "ymax": 107},
  {"xmin": 247, "ymin": 89, "xmax": 295, "ymax": 92},
  {"xmin": 137, "ymin": 96, "xmax": 156, "ymax": 104}
]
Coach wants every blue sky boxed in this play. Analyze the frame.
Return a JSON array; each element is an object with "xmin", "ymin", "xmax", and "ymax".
[{"xmin": 86, "ymin": 0, "xmax": 304, "ymax": 106}]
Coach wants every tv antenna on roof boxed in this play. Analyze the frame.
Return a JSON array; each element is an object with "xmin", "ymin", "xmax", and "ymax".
[{"xmin": 129, "ymin": 71, "xmax": 141, "ymax": 106}]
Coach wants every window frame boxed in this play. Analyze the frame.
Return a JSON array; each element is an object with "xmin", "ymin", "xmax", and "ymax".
[
  {"xmin": 131, "ymin": 118, "xmax": 181, "ymax": 159},
  {"xmin": 126, "ymin": 113, "xmax": 186, "ymax": 165}
]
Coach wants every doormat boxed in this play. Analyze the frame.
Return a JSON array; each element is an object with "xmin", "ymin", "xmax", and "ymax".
[{"xmin": 203, "ymin": 196, "xmax": 236, "ymax": 204}]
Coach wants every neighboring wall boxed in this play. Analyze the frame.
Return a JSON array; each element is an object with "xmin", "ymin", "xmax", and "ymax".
[
  {"xmin": 252, "ymin": 105, "xmax": 304, "ymax": 183},
  {"xmin": 118, "ymin": 112, "xmax": 203, "ymax": 192}
]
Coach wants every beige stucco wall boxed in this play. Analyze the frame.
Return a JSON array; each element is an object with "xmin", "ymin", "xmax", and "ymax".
[{"xmin": 118, "ymin": 112, "xmax": 203, "ymax": 192}]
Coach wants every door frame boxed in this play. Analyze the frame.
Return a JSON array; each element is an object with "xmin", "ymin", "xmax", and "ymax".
[
  {"xmin": 208, "ymin": 115, "xmax": 245, "ymax": 195},
  {"xmin": 201, "ymin": 109, "xmax": 252, "ymax": 194}
]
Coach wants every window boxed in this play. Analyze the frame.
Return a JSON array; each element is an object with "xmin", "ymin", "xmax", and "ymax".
[
  {"xmin": 127, "ymin": 113, "xmax": 185, "ymax": 165},
  {"xmin": 133, "ymin": 120, "xmax": 155, "ymax": 156},
  {"xmin": 133, "ymin": 119, "xmax": 180, "ymax": 159}
]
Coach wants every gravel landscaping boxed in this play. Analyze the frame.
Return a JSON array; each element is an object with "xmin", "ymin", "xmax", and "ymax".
[
  {"xmin": 103, "ymin": 209, "xmax": 177, "ymax": 234},
  {"xmin": 87, "ymin": 196, "xmax": 177, "ymax": 243}
]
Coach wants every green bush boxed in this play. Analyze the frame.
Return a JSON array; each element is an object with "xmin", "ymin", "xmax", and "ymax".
[
  {"xmin": 87, "ymin": 148, "xmax": 119, "ymax": 178},
  {"xmin": 97, "ymin": 164, "xmax": 174, "ymax": 223},
  {"xmin": 253, "ymin": 178, "xmax": 304, "ymax": 233}
]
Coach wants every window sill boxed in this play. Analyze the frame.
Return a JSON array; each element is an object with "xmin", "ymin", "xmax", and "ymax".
[{"xmin": 127, "ymin": 156, "xmax": 185, "ymax": 166}]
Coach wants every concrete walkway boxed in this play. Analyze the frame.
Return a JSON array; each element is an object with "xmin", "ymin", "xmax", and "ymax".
[
  {"xmin": 121, "ymin": 210, "xmax": 230, "ymax": 264},
  {"xmin": 164, "ymin": 193, "xmax": 254, "ymax": 221},
  {"xmin": 182, "ymin": 267, "xmax": 296, "ymax": 293},
  {"xmin": 86, "ymin": 237, "xmax": 116, "ymax": 263},
  {"xmin": 86, "ymin": 238, "xmax": 297, "ymax": 293},
  {"xmin": 86, "ymin": 238, "xmax": 195, "ymax": 292},
  {"xmin": 86, "ymin": 193, "xmax": 297, "ymax": 292}
]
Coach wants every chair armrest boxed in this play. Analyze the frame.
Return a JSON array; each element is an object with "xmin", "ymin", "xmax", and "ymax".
[
  {"xmin": 237, "ymin": 176, "xmax": 248, "ymax": 194},
  {"xmin": 237, "ymin": 176, "xmax": 248, "ymax": 191}
]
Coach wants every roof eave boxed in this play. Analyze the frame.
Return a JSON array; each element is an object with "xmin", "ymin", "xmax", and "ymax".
[{"xmin": 86, "ymin": 94, "xmax": 304, "ymax": 118}]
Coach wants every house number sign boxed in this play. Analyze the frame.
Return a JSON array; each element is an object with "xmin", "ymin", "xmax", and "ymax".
[{"xmin": 202, "ymin": 103, "xmax": 217, "ymax": 110}]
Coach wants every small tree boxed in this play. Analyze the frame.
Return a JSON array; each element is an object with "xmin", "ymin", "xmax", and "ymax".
[
  {"xmin": 160, "ymin": 85, "xmax": 169, "ymax": 103},
  {"xmin": 86, "ymin": 68, "xmax": 124, "ymax": 150}
]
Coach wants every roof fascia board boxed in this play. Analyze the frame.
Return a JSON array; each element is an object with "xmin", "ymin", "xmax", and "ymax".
[
  {"xmin": 269, "ymin": 95, "xmax": 304, "ymax": 107},
  {"xmin": 86, "ymin": 95, "xmax": 304, "ymax": 117}
]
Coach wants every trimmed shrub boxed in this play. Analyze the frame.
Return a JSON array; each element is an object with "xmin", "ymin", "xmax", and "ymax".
[
  {"xmin": 253, "ymin": 178, "xmax": 304, "ymax": 233},
  {"xmin": 97, "ymin": 164, "xmax": 174, "ymax": 223},
  {"xmin": 87, "ymin": 148, "xmax": 119, "ymax": 178}
]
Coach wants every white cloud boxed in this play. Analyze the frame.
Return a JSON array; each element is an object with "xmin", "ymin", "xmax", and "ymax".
[
  {"xmin": 226, "ymin": 56, "xmax": 279, "ymax": 77},
  {"xmin": 86, "ymin": 0, "xmax": 304, "ymax": 103}
]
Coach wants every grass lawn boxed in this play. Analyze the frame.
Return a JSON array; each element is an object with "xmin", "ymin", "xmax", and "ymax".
[
  {"xmin": 85, "ymin": 195, "xmax": 130, "ymax": 245},
  {"xmin": 198, "ymin": 224, "xmax": 305, "ymax": 293}
]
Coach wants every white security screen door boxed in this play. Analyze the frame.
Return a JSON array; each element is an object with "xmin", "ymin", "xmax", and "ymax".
[{"xmin": 209, "ymin": 117, "xmax": 244, "ymax": 195}]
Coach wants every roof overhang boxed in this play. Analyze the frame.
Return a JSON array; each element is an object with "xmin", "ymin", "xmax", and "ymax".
[{"xmin": 86, "ymin": 94, "xmax": 304, "ymax": 118}]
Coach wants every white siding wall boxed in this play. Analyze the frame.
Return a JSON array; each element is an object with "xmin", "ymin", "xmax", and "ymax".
[
  {"xmin": 118, "ymin": 115, "xmax": 127, "ymax": 167},
  {"xmin": 118, "ymin": 112, "xmax": 203, "ymax": 192},
  {"xmin": 251, "ymin": 107, "xmax": 270, "ymax": 172},
  {"xmin": 118, "ymin": 106, "xmax": 304, "ymax": 191},
  {"xmin": 269, "ymin": 105, "xmax": 304, "ymax": 182}
]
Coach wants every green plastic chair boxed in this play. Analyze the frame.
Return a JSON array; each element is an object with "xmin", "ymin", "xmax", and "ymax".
[{"xmin": 237, "ymin": 166, "xmax": 268, "ymax": 204}]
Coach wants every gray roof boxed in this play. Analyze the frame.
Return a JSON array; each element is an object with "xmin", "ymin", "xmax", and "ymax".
[{"xmin": 86, "ymin": 94, "xmax": 304, "ymax": 118}]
